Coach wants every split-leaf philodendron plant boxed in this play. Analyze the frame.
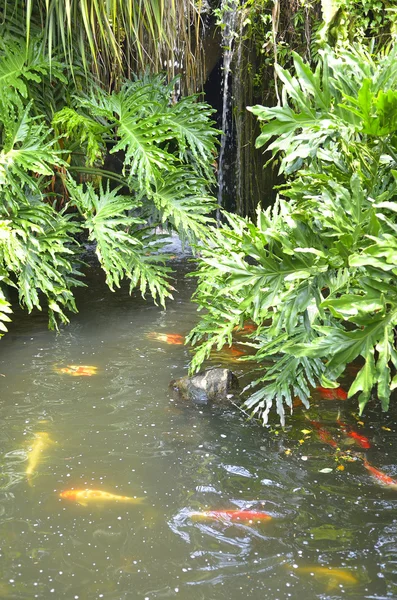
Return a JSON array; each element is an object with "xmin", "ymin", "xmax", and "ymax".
[
  {"xmin": 0, "ymin": 36, "xmax": 219, "ymax": 334},
  {"xmin": 188, "ymin": 43, "xmax": 397, "ymax": 424}
]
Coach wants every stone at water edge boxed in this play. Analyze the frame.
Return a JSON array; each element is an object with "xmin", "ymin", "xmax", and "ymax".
[{"xmin": 170, "ymin": 368, "xmax": 239, "ymax": 405}]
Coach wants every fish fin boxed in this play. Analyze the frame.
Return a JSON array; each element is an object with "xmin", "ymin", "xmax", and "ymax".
[{"xmin": 326, "ymin": 578, "xmax": 338, "ymax": 591}]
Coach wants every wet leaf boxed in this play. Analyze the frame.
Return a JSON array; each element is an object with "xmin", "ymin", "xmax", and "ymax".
[
  {"xmin": 284, "ymin": 448, "xmax": 292, "ymax": 455},
  {"xmin": 337, "ymin": 464, "xmax": 345, "ymax": 471},
  {"xmin": 319, "ymin": 467, "xmax": 333, "ymax": 473},
  {"xmin": 301, "ymin": 429, "xmax": 311, "ymax": 435},
  {"xmin": 382, "ymin": 426, "xmax": 392, "ymax": 431}
]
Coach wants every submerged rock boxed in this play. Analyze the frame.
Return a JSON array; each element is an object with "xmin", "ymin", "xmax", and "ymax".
[{"xmin": 170, "ymin": 368, "xmax": 239, "ymax": 405}]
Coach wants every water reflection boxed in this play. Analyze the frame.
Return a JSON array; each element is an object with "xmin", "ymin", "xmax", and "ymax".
[{"xmin": 0, "ymin": 262, "xmax": 396, "ymax": 598}]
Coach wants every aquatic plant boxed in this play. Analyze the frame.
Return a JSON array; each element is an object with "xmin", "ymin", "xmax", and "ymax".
[{"xmin": 188, "ymin": 43, "xmax": 397, "ymax": 423}]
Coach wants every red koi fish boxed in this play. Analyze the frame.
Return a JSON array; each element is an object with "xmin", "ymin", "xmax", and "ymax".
[
  {"xmin": 336, "ymin": 420, "xmax": 371, "ymax": 449},
  {"xmin": 147, "ymin": 332, "xmax": 184, "ymax": 345},
  {"xmin": 316, "ymin": 386, "xmax": 348, "ymax": 400},
  {"xmin": 189, "ymin": 509, "xmax": 272, "ymax": 522},
  {"xmin": 363, "ymin": 460, "xmax": 397, "ymax": 489},
  {"xmin": 310, "ymin": 420, "xmax": 338, "ymax": 448}
]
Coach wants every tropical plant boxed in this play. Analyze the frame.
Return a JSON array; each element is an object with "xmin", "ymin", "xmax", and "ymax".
[
  {"xmin": 0, "ymin": 36, "xmax": 220, "ymax": 334},
  {"xmin": 53, "ymin": 77, "xmax": 219, "ymax": 242},
  {"xmin": 1, "ymin": 0, "xmax": 207, "ymax": 93},
  {"xmin": 188, "ymin": 43, "xmax": 397, "ymax": 424}
]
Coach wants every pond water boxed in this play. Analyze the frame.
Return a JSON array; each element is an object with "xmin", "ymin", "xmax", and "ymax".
[{"xmin": 1, "ymin": 256, "xmax": 397, "ymax": 600}]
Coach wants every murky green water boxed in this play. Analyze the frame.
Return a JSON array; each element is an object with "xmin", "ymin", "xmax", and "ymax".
[{"xmin": 1, "ymin": 257, "xmax": 397, "ymax": 599}]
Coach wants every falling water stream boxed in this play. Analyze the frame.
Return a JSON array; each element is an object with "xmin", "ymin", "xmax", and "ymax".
[
  {"xmin": 1, "ymin": 252, "xmax": 397, "ymax": 599},
  {"xmin": 216, "ymin": 0, "xmax": 239, "ymax": 221}
]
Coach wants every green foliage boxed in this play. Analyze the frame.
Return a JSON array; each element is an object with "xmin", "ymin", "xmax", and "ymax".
[
  {"xmin": 54, "ymin": 78, "xmax": 219, "ymax": 241},
  {"xmin": 68, "ymin": 181, "xmax": 174, "ymax": 305},
  {"xmin": 0, "ymin": 35, "xmax": 67, "ymax": 115},
  {"xmin": 52, "ymin": 108, "xmax": 106, "ymax": 166},
  {"xmin": 1, "ymin": 0, "xmax": 206, "ymax": 93},
  {"xmin": 0, "ymin": 37, "xmax": 219, "ymax": 333},
  {"xmin": 189, "ymin": 43, "xmax": 397, "ymax": 424}
]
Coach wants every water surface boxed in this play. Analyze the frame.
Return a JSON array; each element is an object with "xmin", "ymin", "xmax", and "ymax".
[{"xmin": 1, "ymin": 258, "xmax": 397, "ymax": 599}]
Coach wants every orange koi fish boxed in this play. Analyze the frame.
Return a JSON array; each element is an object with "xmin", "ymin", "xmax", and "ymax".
[
  {"xmin": 189, "ymin": 509, "xmax": 272, "ymax": 522},
  {"xmin": 147, "ymin": 332, "xmax": 185, "ymax": 345},
  {"xmin": 220, "ymin": 345, "xmax": 245, "ymax": 358},
  {"xmin": 211, "ymin": 344, "xmax": 246, "ymax": 362},
  {"xmin": 60, "ymin": 489, "xmax": 145, "ymax": 507},
  {"xmin": 316, "ymin": 386, "xmax": 348, "ymax": 400},
  {"xmin": 363, "ymin": 460, "xmax": 397, "ymax": 489},
  {"xmin": 336, "ymin": 419, "xmax": 371, "ymax": 449},
  {"xmin": 310, "ymin": 420, "xmax": 338, "ymax": 448},
  {"xmin": 233, "ymin": 323, "xmax": 257, "ymax": 335},
  {"xmin": 56, "ymin": 365, "xmax": 98, "ymax": 376}
]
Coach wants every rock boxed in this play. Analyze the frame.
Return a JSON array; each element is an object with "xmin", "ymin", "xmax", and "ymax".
[{"xmin": 170, "ymin": 368, "xmax": 239, "ymax": 405}]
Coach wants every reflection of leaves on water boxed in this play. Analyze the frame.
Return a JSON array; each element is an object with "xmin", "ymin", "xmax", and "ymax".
[
  {"xmin": 376, "ymin": 522, "xmax": 397, "ymax": 595},
  {"xmin": 185, "ymin": 552, "xmax": 293, "ymax": 588},
  {"xmin": 195, "ymin": 485, "xmax": 221, "ymax": 494},
  {"xmin": 220, "ymin": 464, "xmax": 255, "ymax": 478},
  {"xmin": 298, "ymin": 524, "xmax": 355, "ymax": 551},
  {"xmin": 169, "ymin": 506, "xmax": 277, "ymax": 548}
]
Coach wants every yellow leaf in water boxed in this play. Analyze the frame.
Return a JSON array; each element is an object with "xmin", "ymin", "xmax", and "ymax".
[
  {"xmin": 382, "ymin": 426, "xmax": 392, "ymax": 431},
  {"xmin": 298, "ymin": 439, "xmax": 305, "ymax": 445},
  {"xmin": 337, "ymin": 465, "xmax": 345, "ymax": 471},
  {"xmin": 357, "ymin": 421, "xmax": 364, "ymax": 426},
  {"xmin": 285, "ymin": 449, "xmax": 292, "ymax": 455},
  {"xmin": 301, "ymin": 429, "xmax": 312, "ymax": 435}
]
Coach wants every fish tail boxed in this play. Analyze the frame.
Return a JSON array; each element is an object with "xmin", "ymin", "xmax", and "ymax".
[{"xmin": 126, "ymin": 497, "xmax": 145, "ymax": 504}]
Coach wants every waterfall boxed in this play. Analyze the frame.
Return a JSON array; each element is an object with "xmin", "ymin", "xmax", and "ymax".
[{"xmin": 216, "ymin": 0, "xmax": 239, "ymax": 223}]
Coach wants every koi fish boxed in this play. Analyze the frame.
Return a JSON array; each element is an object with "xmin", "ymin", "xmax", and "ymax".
[
  {"xmin": 295, "ymin": 566, "xmax": 359, "ymax": 590},
  {"xmin": 56, "ymin": 365, "xmax": 98, "ymax": 376},
  {"xmin": 26, "ymin": 432, "xmax": 53, "ymax": 483},
  {"xmin": 363, "ymin": 459, "xmax": 397, "ymax": 489},
  {"xmin": 188, "ymin": 510, "xmax": 272, "ymax": 522},
  {"xmin": 336, "ymin": 419, "xmax": 371, "ymax": 449},
  {"xmin": 310, "ymin": 420, "xmax": 338, "ymax": 448},
  {"xmin": 224, "ymin": 345, "xmax": 245, "ymax": 357},
  {"xmin": 211, "ymin": 344, "xmax": 246, "ymax": 362},
  {"xmin": 147, "ymin": 332, "xmax": 184, "ymax": 345},
  {"xmin": 316, "ymin": 386, "xmax": 348, "ymax": 400},
  {"xmin": 60, "ymin": 489, "xmax": 145, "ymax": 507},
  {"xmin": 233, "ymin": 323, "xmax": 257, "ymax": 335}
]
